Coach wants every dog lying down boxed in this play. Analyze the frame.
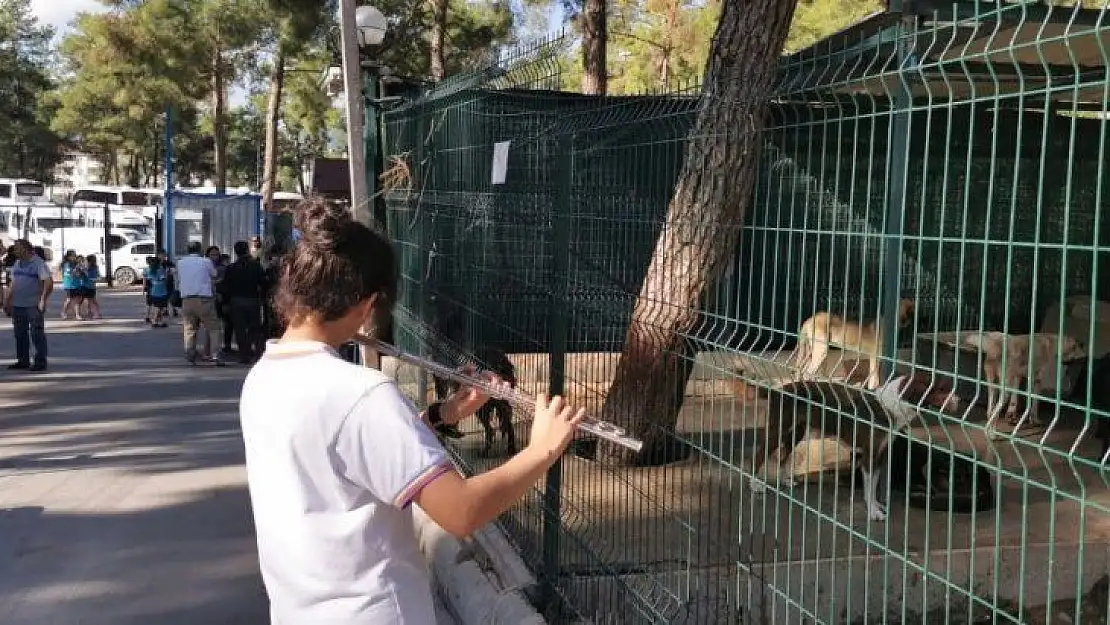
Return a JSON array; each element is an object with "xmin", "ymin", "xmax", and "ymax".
[
  {"xmin": 886, "ymin": 434, "xmax": 995, "ymax": 514},
  {"xmin": 749, "ymin": 374, "xmax": 963, "ymax": 522}
]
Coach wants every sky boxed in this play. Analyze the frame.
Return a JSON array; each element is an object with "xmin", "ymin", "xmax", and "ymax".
[{"xmin": 31, "ymin": 0, "xmax": 106, "ymax": 36}]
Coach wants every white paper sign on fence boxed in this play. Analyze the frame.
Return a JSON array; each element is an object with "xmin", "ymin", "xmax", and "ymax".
[{"xmin": 491, "ymin": 141, "xmax": 511, "ymax": 185}]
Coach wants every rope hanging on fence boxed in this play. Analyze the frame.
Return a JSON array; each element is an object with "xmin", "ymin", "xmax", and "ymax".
[{"xmin": 379, "ymin": 153, "xmax": 413, "ymax": 197}]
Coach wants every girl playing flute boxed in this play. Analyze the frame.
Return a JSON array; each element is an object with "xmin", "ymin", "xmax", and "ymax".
[{"xmin": 238, "ymin": 197, "xmax": 585, "ymax": 624}]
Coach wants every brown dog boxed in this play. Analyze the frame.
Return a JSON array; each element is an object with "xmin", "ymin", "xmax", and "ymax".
[
  {"xmin": 963, "ymin": 331, "xmax": 1085, "ymax": 439},
  {"xmin": 729, "ymin": 376, "xmax": 759, "ymax": 405},
  {"xmin": 794, "ymin": 298, "xmax": 916, "ymax": 390},
  {"xmin": 749, "ymin": 373, "xmax": 962, "ymax": 522}
]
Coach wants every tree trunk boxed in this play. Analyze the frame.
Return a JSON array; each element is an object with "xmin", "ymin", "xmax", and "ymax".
[
  {"xmin": 580, "ymin": 0, "xmax": 607, "ymax": 95},
  {"xmin": 213, "ymin": 46, "xmax": 228, "ymax": 194},
  {"xmin": 659, "ymin": 0, "xmax": 680, "ymax": 91},
  {"xmin": 17, "ymin": 139, "xmax": 26, "ymax": 178},
  {"xmin": 430, "ymin": 0, "xmax": 449, "ymax": 81},
  {"xmin": 109, "ymin": 153, "xmax": 120, "ymax": 186},
  {"xmin": 127, "ymin": 154, "xmax": 140, "ymax": 188},
  {"xmin": 261, "ymin": 49, "xmax": 286, "ymax": 213},
  {"xmin": 595, "ymin": 0, "xmax": 798, "ymax": 466}
]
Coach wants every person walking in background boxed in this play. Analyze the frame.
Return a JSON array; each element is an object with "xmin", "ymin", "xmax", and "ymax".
[
  {"xmin": 5, "ymin": 239, "xmax": 53, "ymax": 371},
  {"xmin": 60, "ymin": 250, "xmax": 85, "ymax": 320},
  {"xmin": 249, "ymin": 236, "xmax": 264, "ymax": 263},
  {"xmin": 217, "ymin": 252, "xmax": 235, "ymax": 356},
  {"xmin": 0, "ymin": 245, "xmax": 13, "ymax": 312},
  {"xmin": 143, "ymin": 256, "xmax": 170, "ymax": 327},
  {"xmin": 143, "ymin": 255, "xmax": 156, "ymax": 324},
  {"xmin": 80, "ymin": 254, "xmax": 102, "ymax": 320},
  {"xmin": 222, "ymin": 240, "xmax": 268, "ymax": 364},
  {"xmin": 261, "ymin": 244, "xmax": 285, "ymax": 339},
  {"xmin": 199, "ymin": 246, "xmax": 230, "ymax": 358},
  {"xmin": 177, "ymin": 241, "xmax": 225, "ymax": 366}
]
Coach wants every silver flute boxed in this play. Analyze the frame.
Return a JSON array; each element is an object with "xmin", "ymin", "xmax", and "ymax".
[{"xmin": 353, "ymin": 334, "xmax": 644, "ymax": 452}]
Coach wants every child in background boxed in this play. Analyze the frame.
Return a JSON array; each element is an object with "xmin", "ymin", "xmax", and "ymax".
[
  {"xmin": 143, "ymin": 256, "xmax": 154, "ymax": 324},
  {"xmin": 159, "ymin": 251, "xmax": 179, "ymax": 318},
  {"xmin": 60, "ymin": 250, "xmax": 85, "ymax": 320},
  {"xmin": 81, "ymin": 255, "xmax": 102, "ymax": 320},
  {"xmin": 142, "ymin": 256, "xmax": 169, "ymax": 327}
]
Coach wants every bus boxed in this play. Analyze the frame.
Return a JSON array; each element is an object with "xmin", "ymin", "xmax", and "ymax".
[
  {"xmin": 71, "ymin": 185, "xmax": 159, "ymax": 240},
  {"xmin": 0, "ymin": 178, "xmax": 79, "ymax": 258}
]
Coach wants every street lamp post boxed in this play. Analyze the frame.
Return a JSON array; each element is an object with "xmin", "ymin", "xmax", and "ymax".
[
  {"xmin": 338, "ymin": 2, "xmax": 386, "ymax": 228},
  {"xmin": 354, "ymin": 4, "xmax": 387, "ymax": 49},
  {"xmin": 339, "ymin": 2, "xmax": 388, "ymax": 368},
  {"xmin": 356, "ymin": 6, "xmax": 389, "ymax": 232}
]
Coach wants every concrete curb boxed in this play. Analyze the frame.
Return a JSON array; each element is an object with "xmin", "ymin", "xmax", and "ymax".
[{"xmin": 412, "ymin": 505, "xmax": 546, "ymax": 625}]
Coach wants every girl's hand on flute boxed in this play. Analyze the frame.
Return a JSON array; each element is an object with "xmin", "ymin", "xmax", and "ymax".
[
  {"xmin": 442, "ymin": 365, "xmax": 510, "ymax": 425},
  {"xmin": 528, "ymin": 394, "xmax": 586, "ymax": 459}
]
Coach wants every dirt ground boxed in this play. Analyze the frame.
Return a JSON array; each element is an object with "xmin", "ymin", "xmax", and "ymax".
[{"xmin": 390, "ymin": 349, "xmax": 1110, "ymax": 624}]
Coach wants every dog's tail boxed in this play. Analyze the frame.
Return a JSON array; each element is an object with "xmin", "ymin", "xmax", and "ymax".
[
  {"xmin": 962, "ymin": 331, "xmax": 987, "ymax": 351},
  {"xmin": 963, "ymin": 331, "xmax": 1004, "ymax": 361},
  {"xmin": 959, "ymin": 333, "xmax": 994, "ymax": 353}
]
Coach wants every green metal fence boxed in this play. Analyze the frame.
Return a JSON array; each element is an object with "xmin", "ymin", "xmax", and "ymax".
[{"xmin": 381, "ymin": 3, "xmax": 1110, "ymax": 622}]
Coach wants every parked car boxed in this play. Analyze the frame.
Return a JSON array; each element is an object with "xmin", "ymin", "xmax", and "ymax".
[{"xmin": 102, "ymin": 239, "xmax": 158, "ymax": 285}]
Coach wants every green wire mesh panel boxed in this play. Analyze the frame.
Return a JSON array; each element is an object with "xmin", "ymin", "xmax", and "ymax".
[
  {"xmin": 380, "ymin": 3, "xmax": 1110, "ymax": 623},
  {"xmin": 741, "ymin": 2, "xmax": 1110, "ymax": 623}
]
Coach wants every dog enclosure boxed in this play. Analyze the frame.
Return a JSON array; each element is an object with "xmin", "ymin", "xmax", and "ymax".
[{"xmin": 380, "ymin": 2, "xmax": 1110, "ymax": 622}]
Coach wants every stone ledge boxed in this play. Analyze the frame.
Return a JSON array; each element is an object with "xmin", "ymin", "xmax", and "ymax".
[{"xmin": 412, "ymin": 505, "xmax": 547, "ymax": 625}]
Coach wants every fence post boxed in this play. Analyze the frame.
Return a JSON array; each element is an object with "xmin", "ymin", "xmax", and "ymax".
[
  {"xmin": 415, "ymin": 106, "xmax": 429, "ymax": 403},
  {"xmin": 880, "ymin": 19, "xmax": 915, "ymax": 381},
  {"xmin": 541, "ymin": 132, "xmax": 573, "ymax": 608},
  {"xmin": 162, "ymin": 105, "xmax": 173, "ymax": 257},
  {"xmin": 102, "ymin": 202, "xmax": 114, "ymax": 287}
]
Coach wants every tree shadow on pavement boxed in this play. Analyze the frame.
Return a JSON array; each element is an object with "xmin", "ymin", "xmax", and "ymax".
[
  {"xmin": 0, "ymin": 292, "xmax": 269, "ymax": 624},
  {"xmin": 0, "ymin": 487, "xmax": 269, "ymax": 625}
]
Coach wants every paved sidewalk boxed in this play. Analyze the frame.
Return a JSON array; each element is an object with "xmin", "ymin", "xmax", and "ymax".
[{"xmin": 0, "ymin": 290, "xmax": 457, "ymax": 625}]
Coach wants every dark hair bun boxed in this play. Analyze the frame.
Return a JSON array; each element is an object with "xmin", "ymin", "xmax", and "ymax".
[{"xmin": 295, "ymin": 198, "xmax": 354, "ymax": 250}]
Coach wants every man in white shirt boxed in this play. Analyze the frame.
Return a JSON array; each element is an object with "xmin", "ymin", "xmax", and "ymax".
[{"xmin": 176, "ymin": 241, "xmax": 225, "ymax": 366}]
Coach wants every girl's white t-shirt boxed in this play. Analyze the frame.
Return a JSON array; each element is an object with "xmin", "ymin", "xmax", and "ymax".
[{"xmin": 239, "ymin": 339, "xmax": 452, "ymax": 624}]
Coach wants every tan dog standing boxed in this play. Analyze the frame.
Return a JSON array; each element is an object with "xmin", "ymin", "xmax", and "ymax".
[
  {"xmin": 963, "ymin": 331, "xmax": 1085, "ymax": 439},
  {"xmin": 793, "ymin": 298, "xmax": 916, "ymax": 390}
]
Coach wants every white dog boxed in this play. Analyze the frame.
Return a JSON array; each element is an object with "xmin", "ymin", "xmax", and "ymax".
[{"xmin": 963, "ymin": 331, "xmax": 1085, "ymax": 438}]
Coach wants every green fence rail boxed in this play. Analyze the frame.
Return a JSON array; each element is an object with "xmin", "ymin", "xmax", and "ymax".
[{"xmin": 380, "ymin": 3, "xmax": 1110, "ymax": 622}]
